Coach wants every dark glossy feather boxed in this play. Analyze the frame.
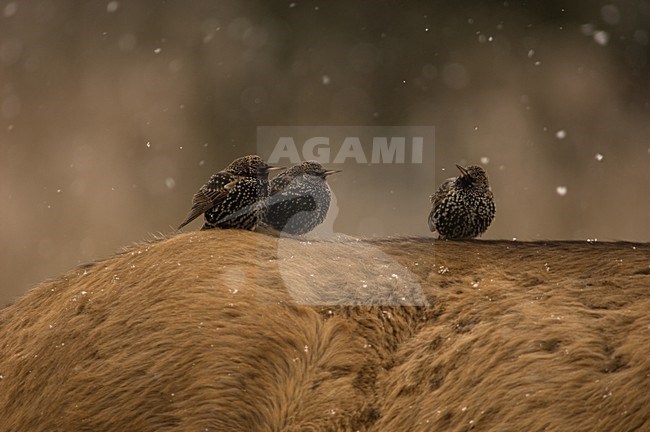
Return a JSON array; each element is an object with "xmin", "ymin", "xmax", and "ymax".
[{"xmin": 177, "ymin": 172, "xmax": 238, "ymax": 230}]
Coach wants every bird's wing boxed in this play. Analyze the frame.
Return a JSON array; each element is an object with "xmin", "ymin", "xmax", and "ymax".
[
  {"xmin": 428, "ymin": 207, "xmax": 436, "ymax": 232},
  {"xmin": 268, "ymin": 171, "xmax": 295, "ymax": 194},
  {"xmin": 177, "ymin": 173, "xmax": 238, "ymax": 230},
  {"xmin": 269, "ymin": 189, "xmax": 318, "ymax": 211},
  {"xmin": 430, "ymin": 178, "xmax": 454, "ymax": 209},
  {"xmin": 428, "ymin": 177, "xmax": 454, "ymax": 232}
]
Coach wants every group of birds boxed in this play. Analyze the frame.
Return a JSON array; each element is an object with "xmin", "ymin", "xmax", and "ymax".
[
  {"xmin": 177, "ymin": 155, "xmax": 495, "ymax": 239},
  {"xmin": 177, "ymin": 155, "xmax": 341, "ymax": 235}
]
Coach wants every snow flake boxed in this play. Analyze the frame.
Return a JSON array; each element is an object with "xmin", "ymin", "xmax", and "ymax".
[
  {"xmin": 593, "ymin": 31, "xmax": 609, "ymax": 46},
  {"xmin": 601, "ymin": 5, "xmax": 620, "ymax": 25},
  {"xmin": 4, "ymin": 2, "xmax": 17, "ymax": 17},
  {"xmin": 581, "ymin": 23, "xmax": 595, "ymax": 36},
  {"xmin": 107, "ymin": 1, "xmax": 119, "ymax": 13}
]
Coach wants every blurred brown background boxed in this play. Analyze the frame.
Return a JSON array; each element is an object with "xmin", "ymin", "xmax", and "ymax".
[{"xmin": 1, "ymin": 0, "xmax": 649, "ymax": 303}]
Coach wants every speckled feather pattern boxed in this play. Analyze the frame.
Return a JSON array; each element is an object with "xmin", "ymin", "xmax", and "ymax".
[
  {"xmin": 202, "ymin": 177, "xmax": 268, "ymax": 230},
  {"xmin": 428, "ymin": 165, "xmax": 495, "ymax": 239},
  {"xmin": 263, "ymin": 161, "xmax": 335, "ymax": 235},
  {"xmin": 177, "ymin": 155, "xmax": 274, "ymax": 231}
]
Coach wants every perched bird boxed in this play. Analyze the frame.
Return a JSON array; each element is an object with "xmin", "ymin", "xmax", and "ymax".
[
  {"xmin": 177, "ymin": 155, "xmax": 283, "ymax": 231},
  {"xmin": 428, "ymin": 164, "xmax": 495, "ymax": 239},
  {"xmin": 262, "ymin": 161, "xmax": 341, "ymax": 235}
]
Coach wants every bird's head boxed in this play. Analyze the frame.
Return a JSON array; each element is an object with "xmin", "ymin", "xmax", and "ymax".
[
  {"xmin": 292, "ymin": 160, "xmax": 342, "ymax": 179},
  {"xmin": 228, "ymin": 155, "xmax": 284, "ymax": 178},
  {"xmin": 456, "ymin": 164, "xmax": 490, "ymax": 189}
]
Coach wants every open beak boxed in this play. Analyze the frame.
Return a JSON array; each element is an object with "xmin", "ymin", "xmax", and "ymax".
[
  {"xmin": 455, "ymin": 164, "xmax": 469, "ymax": 177},
  {"xmin": 324, "ymin": 169, "xmax": 342, "ymax": 177}
]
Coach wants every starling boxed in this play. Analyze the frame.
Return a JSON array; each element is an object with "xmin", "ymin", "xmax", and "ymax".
[
  {"xmin": 177, "ymin": 155, "xmax": 283, "ymax": 231},
  {"xmin": 428, "ymin": 164, "xmax": 495, "ymax": 239},
  {"xmin": 262, "ymin": 161, "xmax": 341, "ymax": 235}
]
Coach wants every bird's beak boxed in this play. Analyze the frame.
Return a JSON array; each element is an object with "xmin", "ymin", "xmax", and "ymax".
[
  {"xmin": 324, "ymin": 169, "xmax": 342, "ymax": 177},
  {"xmin": 266, "ymin": 166, "xmax": 286, "ymax": 172},
  {"xmin": 455, "ymin": 164, "xmax": 469, "ymax": 177}
]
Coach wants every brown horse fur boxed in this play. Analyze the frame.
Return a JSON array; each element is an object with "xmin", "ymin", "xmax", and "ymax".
[{"xmin": 0, "ymin": 230, "xmax": 649, "ymax": 431}]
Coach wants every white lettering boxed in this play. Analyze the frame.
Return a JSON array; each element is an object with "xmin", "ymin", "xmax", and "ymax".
[
  {"xmin": 371, "ymin": 137, "xmax": 405, "ymax": 163},
  {"xmin": 302, "ymin": 137, "xmax": 331, "ymax": 162},
  {"xmin": 411, "ymin": 137, "xmax": 424, "ymax": 163},
  {"xmin": 268, "ymin": 137, "xmax": 301, "ymax": 164},
  {"xmin": 333, "ymin": 136, "xmax": 367, "ymax": 163}
]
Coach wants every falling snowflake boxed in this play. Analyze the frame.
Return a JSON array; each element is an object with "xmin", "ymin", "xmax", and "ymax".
[
  {"xmin": 107, "ymin": 1, "xmax": 119, "ymax": 13},
  {"xmin": 4, "ymin": 2, "xmax": 17, "ymax": 17},
  {"xmin": 555, "ymin": 130, "xmax": 566, "ymax": 140},
  {"xmin": 581, "ymin": 23, "xmax": 595, "ymax": 36},
  {"xmin": 593, "ymin": 31, "xmax": 609, "ymax": 46},
  {"xmin": 594, "ymin": 153, "xmax": 604, "ymax": 161},
  {"xmin": 556, "ymin": 186, "xmax": 567, "ymax": 196}
]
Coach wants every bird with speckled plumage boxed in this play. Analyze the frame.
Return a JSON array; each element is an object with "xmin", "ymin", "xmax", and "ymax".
[
  {"xmin": 177, "ymin": 155, "xmax": 283, "ymax": 231},
  {"xmin": 262, "ymin": 161, "xmax": 341, "ymax": 235},
  {"xmin": 428, "ymin": 164, "xmax": 495, "ymax": 239}
]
